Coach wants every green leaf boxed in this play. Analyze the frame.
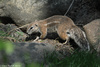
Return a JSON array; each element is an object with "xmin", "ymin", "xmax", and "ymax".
[
  {"xmin": 27, "ymin": 63, "xmax": 41, "ymax": 67},
  {"xmin": 0, "ymin": 40, "xmax": 5, "ymax": 50},
  {"xmin": 16, "ymin": 31, "xmax": 24, "ymax": 36},
  {"xmin": 0, "ymin": 40, "xmax": 14, "ymax": 55},
  {"xmin": 12, "ymin": 62, "xmax": 22, "ymax": 67},
  {"xmin": 4, "ymin": 41, "xmax": 14, "ymax": 55}
]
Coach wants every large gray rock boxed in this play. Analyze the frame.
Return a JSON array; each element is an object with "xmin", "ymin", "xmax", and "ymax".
[
  {"xmin": 0, "ymin": 42, "xmax": 55, "ymax": 65},
  {"xmin": 66, "ymin": 0, "xmax": 100, "ymax": 25},
  {"xmin": 11, "ymin": 42, "xmax": 55, "ymax": 64},
  {"xmin": 83, "ymin": 19, "xmax": 100, "ymax": 52},
  {"xmin": 0, "ymin": 40, "xmax": 73, "ymax": 65},
  {"xmin": 0, "ymin": 0, "xmax": 71, "ymax": 26},
  {"xmin": 0, "ymin": 0, "xmax": 100, "ymax": 26}
]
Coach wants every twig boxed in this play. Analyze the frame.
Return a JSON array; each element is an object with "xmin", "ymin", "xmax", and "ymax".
[
  {"xmin": 0, "ymin": 36, "xmax": 16, "ymax": 42},
  {"xmin": 76, "ymin": 24, "xmax": 84, "ymax": 26},
  {"xmin": 7, "ymin": 24, "xmax": 29, "ymax": 35},
  {"xmin": 64, "ymin": 0, "xmax": 75, "ymax": 16}
]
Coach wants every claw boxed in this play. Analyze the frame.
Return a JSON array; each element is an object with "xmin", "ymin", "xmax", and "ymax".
[
  {"xmin": 33, "ymin": 36, "xmax": 40, "ymax": 42},
  {"xmin": 63, "ymin": 38, "xmax": 70, "ymax": 45},
  {"xmin": 63, "ymin": 40, "xmax": 68, "ymax": 44}
]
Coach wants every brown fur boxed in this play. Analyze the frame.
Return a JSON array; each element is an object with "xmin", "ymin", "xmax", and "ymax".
[{"xmin": 27, "ymin": 15, "xmax": 90, "ymax": 51}]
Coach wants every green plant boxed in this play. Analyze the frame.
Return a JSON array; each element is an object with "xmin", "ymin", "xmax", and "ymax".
[
  {"xmin": 25, "ymin": 62, "xmax": 42, "ymax": 67},
  {"xmin": 0, "ymin": 31, "xmax": 7, "ymax": 37},
  {"xmin": 12, "ymin": 62, "xmax": 22, "ymax": 67},
  {"xmin": 0, "ymin": 39, "xmax": 14, "ymax": 64},
  {"xmin": 0, "ymin": 29, "xmax": 25, "ymax": 42},
  {"xmin": 0, "ymin": 40, "xmax": 14, "ymax": 55},
  {"xmin": 44, "ymin": 50, "xmax": 100, "ymax": 67},
  {"xmin": 16, "ymin": 31, "xmax": 24, "ymax": 36}
]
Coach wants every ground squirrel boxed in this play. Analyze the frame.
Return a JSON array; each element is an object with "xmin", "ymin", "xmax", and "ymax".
[{"xmin": 27, "ymin": 15, "xmax": 90, "ymax": 51}]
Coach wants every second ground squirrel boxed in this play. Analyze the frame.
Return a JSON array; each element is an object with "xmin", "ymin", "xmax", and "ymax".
[{"xmin": 27, "ymin": 15, "xmax": 90, "ymax": 51}]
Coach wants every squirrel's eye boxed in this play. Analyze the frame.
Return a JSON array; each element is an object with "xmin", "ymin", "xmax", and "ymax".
[
  {"xmin": 30, "ymin": 27, "xmax": 33, "ymax": 29},
  {"xmin": 66, "ymin": 32, "xmax": 70, "ymax": 37}
]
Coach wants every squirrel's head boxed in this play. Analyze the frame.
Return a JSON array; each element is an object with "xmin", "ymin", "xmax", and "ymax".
[
  {"xmin": 66, "ymin": 26, "xmax": 90, "ymax": 51},
  {"xmin": 27, "ymin": 22, "xmax": 38, "ymax": 34}
]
